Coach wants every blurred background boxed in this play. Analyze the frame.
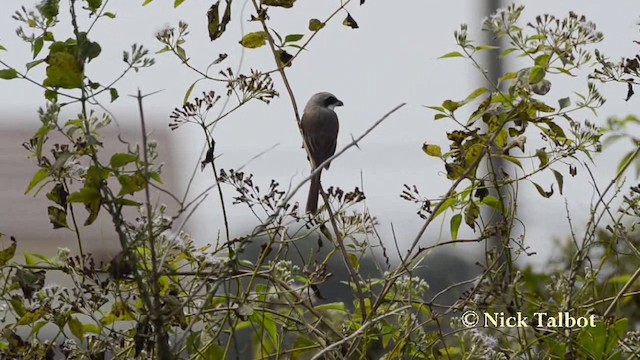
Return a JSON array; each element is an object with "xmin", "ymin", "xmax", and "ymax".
[{"xmin": 0, "ymin": 0, "xmax": 638, "ymax": 275}]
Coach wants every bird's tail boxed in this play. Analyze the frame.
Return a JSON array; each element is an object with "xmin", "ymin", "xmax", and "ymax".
[{"xmin": 306, "ymin": 169, "xmax": 322, "ymax": 214}]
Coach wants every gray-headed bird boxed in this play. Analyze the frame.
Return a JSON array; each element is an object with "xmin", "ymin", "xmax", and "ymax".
[{"xmin": 300, "ymin": 92, "xmax": 343, "ymax": 214}]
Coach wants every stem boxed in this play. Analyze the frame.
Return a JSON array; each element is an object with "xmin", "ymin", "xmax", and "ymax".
[{"xmin": 136, "ymin": 89, "xmax": 171, "ymax": 358}]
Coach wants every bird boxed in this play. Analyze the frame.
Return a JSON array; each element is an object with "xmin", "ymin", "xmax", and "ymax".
[{"xmin": 300, "ymin": 92, "xmax": 344, "ymax": 214}]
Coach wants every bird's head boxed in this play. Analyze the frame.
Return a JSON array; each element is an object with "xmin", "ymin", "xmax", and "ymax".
[{"xmin": 307, "ymin": 92, "xmax": 344, "ymax": 111}]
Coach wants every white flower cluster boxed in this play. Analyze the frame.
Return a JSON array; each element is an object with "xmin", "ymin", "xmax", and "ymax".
[
  {"xmin": 482, "ymin": 5, "xmax": 523, "ymax": 34},
  {"xmin": 272, "ymin": 260, "xmax": 299, "ymax": 285},
  {"xmin": 468, "ymin": 328, "xmax": 506, "ymax": 360},
  {"xmin": 395, "ymin": 274, "xmax": 430, "ymax": 296}
]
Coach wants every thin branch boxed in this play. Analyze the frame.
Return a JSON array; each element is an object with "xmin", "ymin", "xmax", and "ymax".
[{"xmin": 310, "ymin": 306, "xmax": 411, "ymax": 360}]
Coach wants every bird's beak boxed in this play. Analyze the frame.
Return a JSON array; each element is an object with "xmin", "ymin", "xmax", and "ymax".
[{"xmin": 335, "ymin": 99, "xmax": 344, "ymax": 107}]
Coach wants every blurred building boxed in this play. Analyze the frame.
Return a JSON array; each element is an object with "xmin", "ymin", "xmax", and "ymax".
[{"xmin": 0, "ymin": 123, "xmax": 178, "ymax": 262}]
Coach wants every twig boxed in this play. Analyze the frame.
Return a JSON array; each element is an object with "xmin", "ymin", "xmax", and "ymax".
[
  {"xmin": 134, "ymin": 88, "xmax": 171, "ymax": 358},
  {"xmin": 309, "ymin": 306, "xmax": 411, "ymax": 360}
]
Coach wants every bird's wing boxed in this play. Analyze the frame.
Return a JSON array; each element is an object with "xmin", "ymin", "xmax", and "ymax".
[{"xmin": 301, "ymin": 107, "xmax": 339, "ymax": 169}]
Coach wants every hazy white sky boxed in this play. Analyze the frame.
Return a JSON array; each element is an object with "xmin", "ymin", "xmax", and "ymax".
[{"xmin": 0, "ymin": 1, "xmax": 638, "ymax": 265}]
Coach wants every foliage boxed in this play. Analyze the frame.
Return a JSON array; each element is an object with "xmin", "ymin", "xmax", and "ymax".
[{"xmin": 1, "ymin": 1, "xmax": 640, "ymax": 359}]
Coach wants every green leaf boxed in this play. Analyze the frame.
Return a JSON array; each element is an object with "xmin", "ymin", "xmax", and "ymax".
[
  {"xmin": 100, "ymin": 302, "xmax": 135, "ymax": 325},
  {"xmin": 442, "ymin": 99, "xmax": 460, "ymax": 112},
  {"xmin": 481, "ymin": 195, "xmax": 502, "ymax": 211},
  {"xmin": 495, "ymin": 129, "xmax": 508, "ymax": 148},
  {"xmin": 77, "ymin": 36, "xmax": 101, "ymax": 63},
  {"xmin": 37, "ymin": 0, "xmax": 60, "ymax": 20},
  {"xmin": 0, "ymin": 69, "xmax": 18, "ymax": 80},
  {"xmin": 0, "ymin": 236, "xmax": 16, "ymax": 266},
  {"xmin": 578, "ymin": 319, "xmax": 627, "ymax": 358},
  {"xmin": 48, "ymin": 206, "xmax": 68, "ymax": 229},
  {"xmin": 239, "ymin": 31, "xmax": 268, "ymax": 49},
  {"xmin": 529, "ymin": 65, "xmax": 546, "ymax": 84},
  {"xmin": 276, "ymin": 49, "xmax": 293, "ymax": 67},
  {"xmin": 88, "ymin": 81, "xmax": 101, "ymax": 90},
  {"xmin": 554, "ymin": 66, "xmax": 575, "ymax": 76},
  {"xmin": 284, "ymin": 34, "xmax": 304, "ymax": 43},
  {"xmin": 117, "ymin": 174, "xmax": 147, "ymax": 196},
  {"xmin": 433, "ymin": 197, "xmax": 457, "ymax": 219},
  {"xmin": 271, "ymin": 29, "xmax": 283, "ymax": 43},
  {"xmin": 150, "ymin": 171, "xmax": 163, "ymax": 184},
  {"xmin": 24, "ymin": 252, "xmax": 47, "ymax": 266},
  {"xmin": 558, "ymin": 97, "xmax": 571, "ymax": 110},
  {"xmin": 530, "ymin": 79, "xmax": 551, "ymax": 95},
  {"xmin": 30, "ymin": 321, "xmax": 48, "ymax": 337},
  {"xmin": 308, "ymin": 19, "xmax": 324, "ymax": 31},
  {"xmin": 182, "ymin": 80, "xmax": 200, "ymax": 105},
  {"xmin": 84, "ymin": 200, "xmax": 101, "ymax": 226},
  {"xmin": 545, "ymin": 121, "xmax": 566, "ymax": 139},
  {"xmin": 532, "ymin": 182, "xmax": 553, "ymax": 198},
  {"xmin": 424, "ymin": 105, "xmax": 445, "ymax": 112},
  {"xmin": 46, "ymin": 183, "xmax": 68, "ymax": 208},
  {"xmin": 68, "ymin": 317, "xmax": 84, "ymax": 342},
  {"xmin": 201, "ymin": 344, "xmax": 225, "ymax": 359},
  {"xmin": 499, "ymin": 47, "xmax": 517, "ymax": 58},
  {"xmin": 445, "ymin": 163, "xmax": 465, "ymax": 180},
  {"xmin": 87, "ymin": 0, "xmax": 103, "ymax": 11},
  {"xmin": 50, "ymin": 151, "xmax": 73, "ymax": 175},
  {"xmin": 314, "ymin": 302, "xmax": 347, "ymax": 312},
  {"xmin": 534, "ymin": 54, "xmax": 551, "ymax": 67},
  {"xmin": 33, "ymin": 37, "xmax": 44, "ymax": 58},
  {"xmin": 82, "ymin": 323, "xmax": 100, "ymax": 335},
  {"xmin": 45, "ymin": 89, "xmax": 58, "ymax": 102},
  {"xmin": 263, "ymin": 0, "xmax": 296, "ymax": 7},
  {"xmin": 450, "ymin": 214, "xmax": 462, "ymax": 240},
  {"xmin": 535, "ymin": 148, "xmax": 549, "ymax": 168},
  {"xmin": 526, "ymin": 34, "xmax": 546, "ymax": 42},
  {"xmin": 10, "ymin": 296, "xmax": 27, "ymax": 316},
  {"xmin": 25, "ymin": 168, "xmax": 49, "ymax": 194},
  {"xmin": 464, "ymin": 201, "xmax": 479, "ymax": 229},
  {"xmin": 174, "ymin": 0, "xmax": 186, "ymax": 7},
  {"xmin": 291, "ymin": 336, "xmax": 317, "ymax": 359},
  {"xmin": 109, "ymin": 87, "xmax": 119, "ymax": 102},
  {"xmin": 439, "ymin": 51, "xmax": 464, "ymax": 59},
  {"xmin": 43, "ymin": 49, "xmax": 83, "ymax": 89},
  {"xmin": 26, "ymin": 59, "xmax": 45, "ymax": 71},
  {"xmin": 348, "ymin": 253, "xmax": 360, "ymax": 271},
  {"xmin": 532, "ymin": 100, "xmax": 555, "ymax": 113},
  {"xmin": 464, "ymin": 144, "xmax": 484, "ymax": 167},
  {"xmin": 175, "ymin": 45, "xmax": 187, "ymax": 61},
  {"xmin": 343, "ymin": 12, "xmax": 359, "ymax": 28},
  {"xmin": 103, "ymin": 12, "xmax": 116, "ymax": 18},
  {"xmin": 498, "ymin": 154, "xmax": 523, "ymax": 169},
  {"xmin": 18, "ymin": 308, "xmax": 46, "ymax": 326},
  {"xmin": 464, "ymin": 87, "xmax": 489, "ymax": 103},
  {"xmin": 207, "ymin": 0, "xmax": 232, "ymax": 41},
  {"xmin": 156, "ymin": 46, "xmax": 171, "ymax": 54},
  {"xmin": 474, "ymin": 45, "xmax": 498, "ymax": 51},
  {"xmin": 250, "ymin": 312, "xmax": 279, "ymax": 355},
  {"xmin": 617, "ymin": 150, "xmax": 637, "ymax": 179},
  {"xmin": 113, "ymin": 198, "xmax": 142, "ymax": 207},
  {"xmin": 68, "ymin": 187, "xmax": 101, "ymax": 203},
  {"xmin": 110, "ymin": 153, "xmax": 138, "ymax": 168},
  {"xmin": 422, "ymin": 144, "xmax": 442, "ymax": 157},
  {"xmin": 552, "ymin": 170, "xmax": 564, "ymax": 195}
]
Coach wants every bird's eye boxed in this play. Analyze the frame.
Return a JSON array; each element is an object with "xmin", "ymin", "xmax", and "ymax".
[{"xmin": 325, "ymin": 96, "xmax": 337, "ymax": 106}]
